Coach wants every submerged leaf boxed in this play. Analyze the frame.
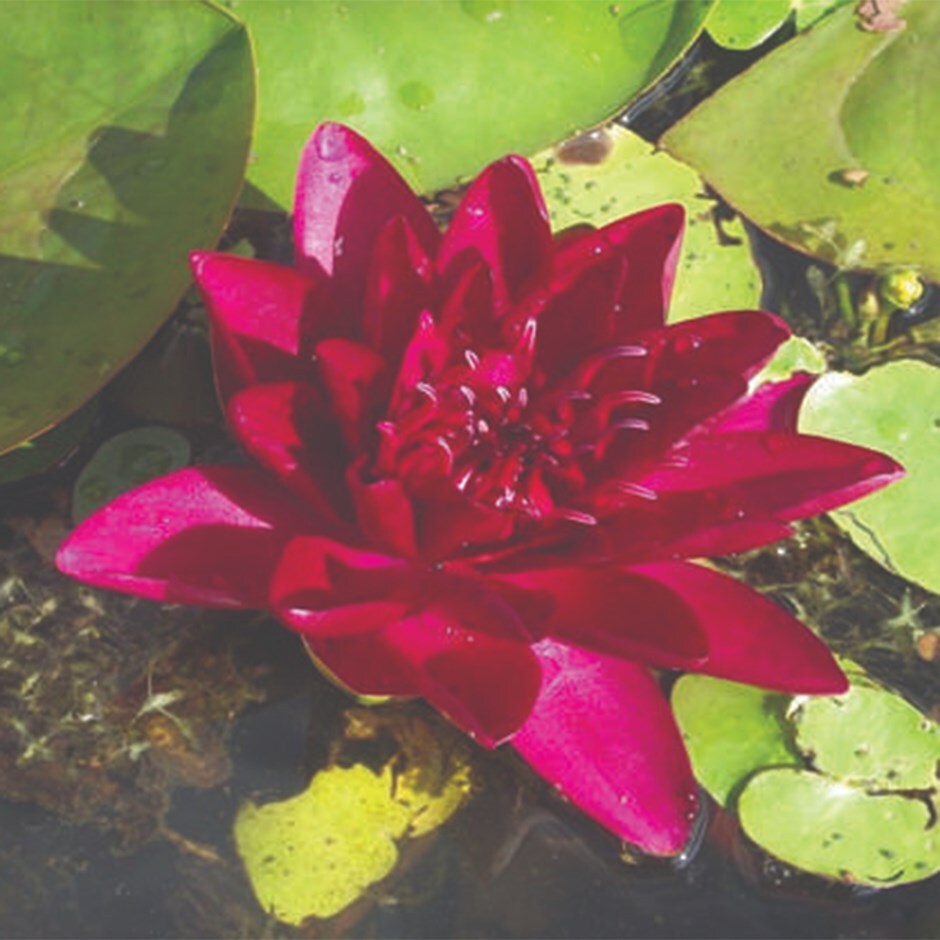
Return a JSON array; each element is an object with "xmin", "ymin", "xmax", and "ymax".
[{"xmin": 234, "ymin": 756, "xmax": 473, "ymax": 924}]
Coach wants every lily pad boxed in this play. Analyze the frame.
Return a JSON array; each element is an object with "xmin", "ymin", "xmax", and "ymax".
[
  {"xmin": 662, "ymin": 1, "xmax": 940, "ymax": 282},
  {"xmin": 226, "ymin": 0, "xmax": 712, "ymax": 206},
  {"xmin": 739, "ymin": 768, "xmax": 940, "ymax": 885},
  {"xmin": 534, "ymin": 125, "xmax": 760, "ymax": 322},
  {"xmin": 671, "ymin": 674, "xmax": 800, "ymax": 805},
  {"xmin": 0, "ymin": 2, "xmax": 254, "ymax": 454},
  {"xmin": 799, "ymin": 360, "xmax": 940, "ymax": 593},
  {"xmin": 706, "ymin": 0, "xmax": 849, "ymax": 48},
  {"xmin": 792, "ymin": 682, "xmax": 940, "ymax": 790},
  {"xmin": 234, "ymin": 758, "xmax": 473, "ymax": 925},
  {"xmin": 0, "ymin": 398, "xmax": 98, "ymax": 486},
  {"xmin": 72, "ymin": 426, "xmax": 191, "ymax": 524}
]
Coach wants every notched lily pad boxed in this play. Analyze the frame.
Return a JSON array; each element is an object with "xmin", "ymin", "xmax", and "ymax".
[
  {"xmin": 671, "ymin": 674, "xmax": 800, "ymax": 806},
  {"xmin": 739, "ymin": 768, "xmax": 940, "ymax": 885},
  {"xmin": 72, "ymin": 426, "xmax": 191, "ymax": 523},
  {"xmin": 799, "ymin": 360, "xmax": 940, "ymax": 593},
  {"xmin": 234, "ymin": 753, "xmax": 473, "ymax": 925},
  {"xmin": 534, "ymin": 125, "xmax": 760, "ymax": 322},
  {"xmin": 792, "ymin": 681, "xmax": 940, "ymax": 791}
]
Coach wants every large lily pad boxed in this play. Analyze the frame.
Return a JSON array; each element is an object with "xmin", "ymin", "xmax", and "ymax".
[
  {"xmin": 534, "ymin": 125, "xmax": 760, "ymax": 322},
  {"xmin": 226, "ymin": 0, "xmax": 712, "ymax": 207},
  {"xmin": 799, "ymin": 360, "xmax": 940, "ymax": 593},
  {"xmin": 235, "ymin": 757, "xmax": 473, "ymax": 925},
  {"xmin": 0, "ymin": 2, "xmax": 254, "ymax": 454},
  {"xmin": 706, "ymin": 0, "xmax": 849, "ymax": 48},
  {"xmin": 739, "ymin": 768, "xmax": 940, "ymax": 886},
  {"xmin": 671, "ymin": 674, "xmax": 799, "ymax": 805},
  {"xmin": 663, "ymin": 1, "xmax": 940, "ymax": 282}
]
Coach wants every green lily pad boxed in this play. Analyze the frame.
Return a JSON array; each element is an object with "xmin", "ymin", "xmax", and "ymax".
[
  {"xmin": 706, "ymin": 0, "xmax": 849, "ymax": 48},
  {"xmin": 799, "ymin": 360, "xmax": 940, "ymax": 592},
  {"xmin": 663, "ymin": 1, "xmax": 940, "ymax": 282},
  {"xmin": 671, "ymin": 675, "xmax": 800, "ymax": 806},
  {"xmin": 0, "ymin": 2, "xmax": 253, "ymax": 454},
  {"xmin": 234, "ymin": 758, "xmax": 473, "ymax": 925},
  {"xmin": 739, "ymin": 768, "xmax": 940, "ymax": 885},
  {"xmin": 226, "ymin": 0, "xmax": 712, "ymax": 207},
  {"xmin": 0, "ymin": 398, "xmax": 98, "ymax": 486},
  {"xmin": 792, "ymin": 682, "xmax": 940, "ymax": 790},
  {"xmin": 72, "ymin": 426, "xmax": 191, "ymax": 524},
  {"xmin": 534, "ymin": 125, "xmax": 760, "ymax": 322}
]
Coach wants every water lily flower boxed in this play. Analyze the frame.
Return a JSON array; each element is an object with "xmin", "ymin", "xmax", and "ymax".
[{"xmin": 57, "ymin": 123, "xmax": 902, "ymax": 856}]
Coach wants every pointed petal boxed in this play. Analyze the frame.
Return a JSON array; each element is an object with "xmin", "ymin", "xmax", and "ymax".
[
  {"xmin": 190, "ymin": 251, "xmax": 332, "ymax": 400},
  {"xmin": 638, "ymin": 430, "xmax": 904, "ymax": 521},
  {"xmin": 633, "ymin": 562, "xmax": 848, "ymax": 693},
  {"xmin": 315, "ymin": 338, "xmax": 390, "ymax": 450},
  {"xmin": 555, "ymin": 203, "xmax": 684, "ymax": 334},
  {"xmin": 490, "ymin": 566, "xmax": 708, "ymax": 669},
  {"xmin": 293, "ymin": 123, "xmax": 438, "ymax": 321},
  {"xmin": 707, "ymin": 373, "xmax": 816, "ymax": 434},
  {"xmin": 57, "ymin": 467, "xmax": 315, "ymax": 608},
  {"xmin": 227, "ymin": 381, "xmax": 353, "ymax": 528},
  {"xmin": 346, "ymin": 457, "xmax": 418, "ymax": 558},
  {"xmin": 362, "ymin": 215, "xmax": 435, "ymax": 364},
  {"xmin": 512, "ymin": 639, "xmax": 697, "ymax": 855},
  {"xmin": 438, "ymin": 156, "xmax": 552, "ymax": 312},
  {"xmin": 306, "ymin": 609, "xmax": 541, "ymax": 746}
]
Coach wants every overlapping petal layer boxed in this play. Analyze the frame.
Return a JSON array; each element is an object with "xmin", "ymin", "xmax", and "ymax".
[{"xmin": 57, "ymin": 122, "xmax": 903, "ymax": 856}]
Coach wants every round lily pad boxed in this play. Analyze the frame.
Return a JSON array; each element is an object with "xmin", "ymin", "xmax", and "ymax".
[
  {"xmin": 71, "ymin": 426, "xmax": 191, "ymax": 523},
  {"xmin": 799, "ymin": 360, "xmax": 940, "ymax": 592},
  {"xmin": 534, "ymin": 125, "xmax": 761, "ymax": 323},
  {"xmin": 671, "ymin": 674, "xmax": 800, "ymax": 806},
  {"xmin": 792, "ymin": 682, "xmax": 940, "ymax": 791},
  {"xmin": 739, "ymin": 767, "xmax": 940, "ymax": 886}
]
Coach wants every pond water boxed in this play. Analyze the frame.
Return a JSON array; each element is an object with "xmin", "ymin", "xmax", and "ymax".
[{"xmin": 3, "ymin": 23, "xmax": 940, "ymax": 940}]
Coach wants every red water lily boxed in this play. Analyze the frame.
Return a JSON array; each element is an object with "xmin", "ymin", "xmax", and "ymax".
[{"xmin": 57, "ymin": 123, "xmax": 902, "ymax": 855}]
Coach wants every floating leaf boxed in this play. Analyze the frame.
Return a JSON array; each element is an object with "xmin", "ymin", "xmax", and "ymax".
[
  {"xmin": 0, "ymin": 2, "xmax": 254, "ymax": 454},
  {"xmin": 227, "ymin": 0, "xmax": 712, "ymax": 206},
  {"xmin": 671, "ymin": 675, "xmax": 800, "ymax": 806},
  {"xmin": 792, "ymin": 681, "xmax": 940, "ymax": 791},
  {"xmin": 706, "ymin": 0, "xmax": 791, "ymax": 49},
  {"xmin": 534, "ymin": 125, "xmax": 760, "ymax": 322},
  {"xmin": 739, "ymin": 768, "xmax": 940, "ymax": 886},
  {"xmin": 0, "ymin": 398, "xmax": 98, "ymax": 486},
  {"xmin": 799, "ymin": 360, "xmax": 940, "ymax": 592},
  {"xmin": 235, "ymin": 758, "xmax": 473, "ymax": 925},
  {"xmin": 72, "ymin": 427, "xmax": 191, "ymax": 523},
  {"xmin": 663, "ymin": 1, "xmax": 940, "ymax": 282}
]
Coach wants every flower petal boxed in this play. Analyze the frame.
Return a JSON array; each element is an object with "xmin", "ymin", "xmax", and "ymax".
[
  {"xmin": 293, "ymin": 123, "xmax": 439, "ymax": 322},
  {"xmin": 190, "ymin": 251, "xmax": 332, "ymax": 400},
  {"xmin": 632, "ymin": 562, "xmax": 848, "ymax": 693},
  {"xmin": 315, "ymin": 337, "xmax": 390, "ymax": 450},
  {"xmin": 489, "ymin": 565, "xmax": 708, "ymax": 669},
  {"xmin": 555, "ymin": 203, "xmax": 684, "ymax": 335},
  {"xmin": 707, "ymin": 373, "xmax": 815, "ymax": 434},
  {"xmin": 56, "ymin": 467, "xmax": 315, "ymax": 608},
  {"xmin": 346, "ymin": 458, "xmax": 418, "ymax": 558},
  {"xmin": 512, "ymin": 639, "xmax": 697, "ymax": 855},
  {"xmin": 306, "ymin": 610, "xmax": 541, "ymax": 746},
  {"xmin": 438, "ymin": 156, "xmax": 552, "ymax": 312},
  {"xmin": 227, "ymin": 381, "xmax": 353, "ymax": 528},
  {"xmin": 638, "ymin": 430, "xmax": 904, "ymax": 521},
  {"xmin": 362, "ymin": 215, "xmax": 435, "ymax": 364}
]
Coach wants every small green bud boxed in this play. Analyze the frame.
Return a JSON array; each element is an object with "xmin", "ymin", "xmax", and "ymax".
[{"xmin": 879, "ymin": 269, "xmax": 925, "ymax": 310}]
